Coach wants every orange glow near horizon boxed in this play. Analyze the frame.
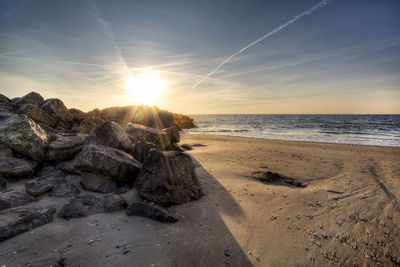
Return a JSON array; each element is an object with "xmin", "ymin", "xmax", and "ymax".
[{"xmin": 125, "ymin": 70, "xmax": 166, "ymax": 105}]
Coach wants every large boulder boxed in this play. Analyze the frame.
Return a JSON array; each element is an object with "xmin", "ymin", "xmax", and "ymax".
[
  {"xmin": 85, "ymin": 121, "xmax": 133, "ymax": 153},
  {"xmin": 0, "ymin": 97, "xmax": 15, "ymax": 118},
  {"xmin": 72, "ymin": 117, "xmax": 106, "ymax": 134},
  {"xmin": 45, "ymin": 133, "xmax": 87, "ymax": 162},
  {"xmin": 41, "ymin": 98, "xmax": 73, "ymax": 122},
  {"xmin": 25, "ymin": 168, "xmax": 79, "ymax": 197},
  {"xmin": 0, "ymin": 156, "xmax": 36, "ymax": 179},
  {"xmin": 132, "ymin": 141, "xmax": 157, "ymax": 162},
  {"xmin": 0, "ymin": 191, "xmax": 36, "ymax": 212},
  {"xmin": 0, "ymin": 114, "xmax": 49, "ymax": 161},
  {"xmin": 0, "ymin": 94, "xmax": 10, "ymax": 103},
  {"xmin": 164, "ymin": 125, "xmax": 180, "ymax": 143},
  {"xmin": 0, "ymin": 144, "xmax": 13, "ymax": 156},
  {"xmin": 80, "ymin": 173, "xmax": 119, "ymax": 194},
  {"xmin": 0, "ymin": 206, "xmax": 56, "ymax": 241},
  {"xmin": 125, "ymin": 123, "xmax": 171, "ymax": 150},
  {"xmin": 126, "ymin": 201, "xmax": 178, "ymax": 223},
  {"xmin": 14, "ymin": 91, "xmax": 45, "ymax": 106},
  {"xmin": 136, "ymin": 150, "xmax": 203, "ymax": 207},
  {"xmin": 18, "ymin": 103, "xmax": 57, "ymax": 127},
  {"xmin": 58, "ymin": 194, "xmax": 127, "ymax": 220},
  {"xmin": 73, "ymin": 145, "xmax": 142, "ymax": 184}
]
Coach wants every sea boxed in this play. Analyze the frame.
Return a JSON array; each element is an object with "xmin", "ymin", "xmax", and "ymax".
[{"xmin": 184, "ymin": 114, "xmax": 400, "ymax": 147}]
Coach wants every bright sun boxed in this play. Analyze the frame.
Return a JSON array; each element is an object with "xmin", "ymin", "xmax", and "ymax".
[{"xmin": 125, "ymin": 70, "xmax": 165, "ymax": 105}]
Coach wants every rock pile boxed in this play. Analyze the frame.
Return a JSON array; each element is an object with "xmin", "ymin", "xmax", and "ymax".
[{"xmin": 0, "ymin": 91, "xmax": 202, "ymax": 242}]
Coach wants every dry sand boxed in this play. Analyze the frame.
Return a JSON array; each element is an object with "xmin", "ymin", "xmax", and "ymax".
[{"xmin": 1, "ymin": 133, "xmax": 399, "ymax": 266}]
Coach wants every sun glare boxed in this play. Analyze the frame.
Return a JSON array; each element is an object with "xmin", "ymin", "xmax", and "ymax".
[{"xmin": 125, "ymin": 70, "xmax": 165, "ymax": 105}]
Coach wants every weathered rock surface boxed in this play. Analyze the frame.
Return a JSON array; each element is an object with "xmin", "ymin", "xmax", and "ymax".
[
  {"xmin": 126, "ymin": 201, "xmax": 178, "ymax": 223},
  {"xmin": 0, "ymin": 177, "xmax": 6, "ymax": 191},
  {"xmin": 58, "ymin": 194, "xmax": 127, "ymax": 220},
  {"xmin": 126, "ymin": 123, "xmax": 170, "ymax": 150},
  {"xmin": 0, "ymin": 114, "xmax": 49, "ymax": 161},
  {"xmin": 0, "ymin": 144, "xmax": 13, "ymax": 156},
  {"xmin": 0, "ymin": 191, "xmax": 36, "ymax": 212},
  {"xmin": 0, "ymin": 94, "xmax": 10, "ymax": 103},
  {"xmin": 0, "ymin": 98, "xmax": 15, "ymax": 118},
  {"xmin": 73, "ymin": 145, "xmax": 142, "ymax": 184},
  {"xmin": 14, "ymin": 91, "xmax": 45, "ymax": 106},
  {"xmin": 164, "ymin": 125, "xmax": 180, "ymax": 143},
  {"xmin": 18, "ymin": 103, "xmax": 57, "ymax": 127},
  {"xmin": 136, "ymin": 150, "xmax": 203, "ymax": 206},
  {"xmin": 85, "ymin": 121, "xmax": 133, "ymax": 153},
  {"xmin": 133, "ymin": 141, "xmax": 157, "ymax": 162},
  {"xmin": 72, "ymin": 117, "xmax": 106, "ymax": 134},
  {"xmin": 0, "ymin": 206, "xmax": 56, "ymax": 241},
  {"xmin": 80, "ymin": 173, "xmax": 119, "ymax": 194},
  {"xmin": 57, "ymin": 160, "xmax": 81, "ymax": 175},
  {"xmin": 25, "ymin": 169, "xmax": 78, "ymax": 197},
  {"xmin": 41, "ymin": 98, "xmax": 73, "ymax": 122},
  {"xmin": 45, "ymin": 133, "xmax": 87, "ymax": 162},
  {"xmin": 0, "ymin": 156, "xmax": 36, "ymax": 179}
]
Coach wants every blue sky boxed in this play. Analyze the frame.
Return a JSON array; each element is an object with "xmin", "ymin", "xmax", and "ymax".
[{"xmin": 0, "ymin": 0, "xmax": 399, "ymax": 113}]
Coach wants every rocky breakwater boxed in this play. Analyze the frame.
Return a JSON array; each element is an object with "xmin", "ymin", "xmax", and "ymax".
[{"xmin": 0, "ymin": 91, "xmax": 201, "ymax": 242}]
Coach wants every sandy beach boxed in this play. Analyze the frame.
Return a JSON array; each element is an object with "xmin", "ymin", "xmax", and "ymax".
[{"xmin": 1, "ymin": 133, "xmax": 399, "ymax": 266}]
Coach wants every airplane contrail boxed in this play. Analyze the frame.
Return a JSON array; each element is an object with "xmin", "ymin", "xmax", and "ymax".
[{"xmin": 192, "ymin": 0, "xmax": 332, "ymax": 89}]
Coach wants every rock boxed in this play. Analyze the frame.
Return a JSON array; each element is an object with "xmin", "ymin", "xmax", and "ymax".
[
  {"xmin": 69, "ymin": 108, "xmax": 87, "ymax": 121},
  {"xmin": 72, "ymin": 117, "xmax": 106, "ymax": 134},
  {"xmin": 73, "ymin": 145, "xmax": 142, "ymax": 184},
  {"xmin": 0, "ymin": 114, "xmax": 49, "ymax": 161},
  {"xmin": 125, "ymin": 123, "xmax": 171, "ymax": 150},
  {"xmin": 0, "ymin": 206, "xmax": 56, "ymax": 241},
  {"xmin": 125, "ymin": 201, "xmax": 178, "ymax": 223},
  {"xmin": 41, "ymin": 98, "xmax": 73, "ymax": 122},
  {"xmin": 14, "ymin": 91, "xmax": 45, "ymax": 106},
  {"xmin": 45, "ymin": 133, "xmax": 87, "ymax": 162},
  {"xmin": 0, "ymin": 156, "xmax": 36, "ymax": 179},
  {"xmin": 18, "ymin": 103, "xmax": 57, "ymax": 127},
  {"xmin": 0, "ymin": 177, "xmax": 6, "ymax": 191},
  {"xmin": 85, "ymin": 121, "xmax": 133, "ymax": 153},
  {"xmin": 0, "ymin": 94, "xmax": 10, "ymax": 103},
  {"xmin": 170, "ymin": 142, "xmax": 185, "ymax": 152},
  {"xmin": 57, "ymin": 160, "xmax": 81, "ymax": 175},
  {"xmin": 0, "ymin": 144, "xmax": 13, "ymax": 156},
  {"xmin": 58, "ymin": 194, "xmax": 127, "ymax": 220},
  {"xmin": 38, "ymin": 123, "xmax": 57, "ymax": 134},
  {"xmin": 103, "ymin": 194, "xmax": 128, "ymax": 212},
  {"xmin": 49, "ymin": 182, "xmax": 79, "ymax": 197},
  {"xmin": 180, "ymin": 144, "xmax": 193, "ymax": 150},
  {"xmin": 80, "ymin": 173, "xmax": 119, "ymax": 194},
  {"xmin": 136, "ymin": 150, "xmax": 203, "ymax": 207},
  {"xmin": 25, "ymin": 168, "xmax": 78, "ymax": 197},
  {"xmin": 164, "ymin": 125, "xmax": 180, "ymax": 143},
  {"xmin": 132, "ymin": 141, "xmax": 157, "ymax": 162},
  {"xmin": 0, "ymin": 191, "xmax": 36, "ymax": 212},
  {"xmin": 0, "ymin": 100, "xmax": 15, "ymax": 118}
]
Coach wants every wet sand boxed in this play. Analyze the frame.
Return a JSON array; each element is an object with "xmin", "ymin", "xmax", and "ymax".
[{"xmin": 1, "ymin": 134, "xmax": 399, "ymax": 266}]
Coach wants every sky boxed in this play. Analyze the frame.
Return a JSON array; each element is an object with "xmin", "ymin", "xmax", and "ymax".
[{"xmin": 0, "ymin": 0, "xmax": 399, "ymax": 114}]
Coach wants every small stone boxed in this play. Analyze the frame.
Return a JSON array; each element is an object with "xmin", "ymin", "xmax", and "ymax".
[{"xmin": 88, "ymin": 240, "xmax": 94, "ymax": 245}]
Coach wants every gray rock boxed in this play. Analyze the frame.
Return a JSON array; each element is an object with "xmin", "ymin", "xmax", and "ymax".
[
  {"xmin": 181, "ymin": 144, "xmax": 193, "ymax": 150},
  {"xmin": 18, "ymin": 103, "xmax": 57, "ymax": 127},
  {"xmin": 132, "ymin": 141, "xmax": 157, "ymax": 162},
  {"xmin": 0, "ymin": 156, "xmax": 36, "ymax": 179},
  {"xmin": 41, "ymin": 98, "xmax": 73, "ymax": 122},
  {"xmin": 14, "ymin": 91, "xmax": 45, "ymax": 106},
  {"xmin": 0, "ymin": 206, "xmax": 56, "ymax": 241},
  {"xmin": 125, "ymin": 123, "xmax": 171, "ymax": 150},
  {"xmin": 85, "ymin": 121, "xmax": 133, "ymax": 153},
  {"xmin": 136, "ymin": 150, "xmax": 203, "ymax": 207},
  {"xmin": 58, "ymin": 194, "xmax": 127, "ymax": 220},
  {"xmin": 57, "ymin": 160, "xmax": 81, "ymax": 175},
  {"xmin": 170, "ymin": 142, "xmax": 185, "ymax": 152},
  {"xmin": 0, "ymin": 94, "xmax": 10, "ymax": 103},
  {"xmin": 0, "ymin": 191, "xmax": 36, "ymax": 212},
  {"xmin": 49, "ymin": 182, "xmax": 79, "ymax": 197},
  {"xmin": 125, "ymin": 201, "xmax": 178, "ymax": 223},
  {"xmin": 73, "ymin": 145, "xmax": 142, "ymax": 184},
  {"xmin": 80, "ymin": 173, "xmax": 119, "ymax": 194},
  {"xmin": 164, "ymin": 125, "xmax": 180, "ymax": 143},
  {"xmin": 25, "ymin": 169, "xmax": 78, "ymax": 197},
  {"xmin": 45, "ymin": 133, "xmax": 87, "ymax": 162},
  {"xmin": 0, "ymin": 100, "xmax": 15, "ymax": 118},
  {"xmin": 0, "ymin": 114, "xmax": 49, "ymax": 161},
  {"xmin": 0, "ymin": 144, "xmax": 13, "ymax": 156},
  {"xmin": 72, "ymin": 117, "xmax": 106, "ymax": 134},
  {"xmin": 0, "ymin": 177, "xmax": 6, "ymax": 191}
]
